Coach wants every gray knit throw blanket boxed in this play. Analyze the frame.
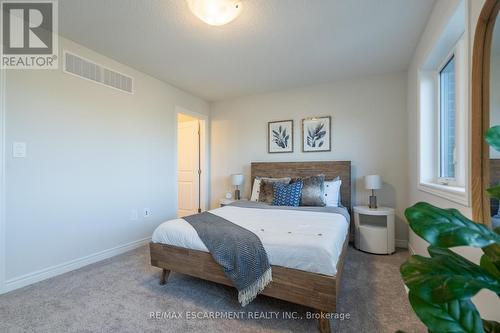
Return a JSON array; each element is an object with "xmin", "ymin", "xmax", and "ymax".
[{"xmin": 183, "ymin": 212, "xmax": 272, "ymax": 306}]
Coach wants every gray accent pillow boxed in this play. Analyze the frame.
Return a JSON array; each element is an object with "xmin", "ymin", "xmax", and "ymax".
[
  {"xmin": 258, "ymin": 177, "xmax": 291, "ymax": 203},
  {"xmin": 300, "ymin": 174, "xmax": 326, "ymax": 206}
]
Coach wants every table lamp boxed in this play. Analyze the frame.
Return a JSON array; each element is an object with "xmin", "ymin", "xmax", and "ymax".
[
  {"xmin": 231, "ymin": 174, "xmax": 244, "ymax": 200},
  {"xmin": 365, "ymin": 175, "xmax": 382, "ymax": 209}
]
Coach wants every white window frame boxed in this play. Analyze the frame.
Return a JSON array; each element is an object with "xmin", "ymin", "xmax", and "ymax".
[
  {"xmin": 418, "ymin": 33, "xmax": 469, "ymax": 206},
  {"xmin": 436, "ymin": 51, "xmax": 458, "ymax": 186}
]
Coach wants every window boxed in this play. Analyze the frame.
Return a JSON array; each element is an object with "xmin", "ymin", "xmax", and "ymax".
[
  {"xmin": 417, "ymin": 0, "xmax": 468, "ymax": 205},
  {"xmin": 438, "ymin": 56, "xmax": 456, "ymax": 182},
  {"xmin": 418, "ymin": 29, "xmax": 468, "ymax": 205}
]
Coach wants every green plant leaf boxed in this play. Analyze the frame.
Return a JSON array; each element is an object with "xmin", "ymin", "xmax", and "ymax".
[
  {"xmin": 401, "ymin": 247, "xmax": 500, "ymax": 303},
  {"xmin": 481, "ymin": 244, "xmax": 500, "ymax": 286},
  {"xmin": 408, "ymin": 291, "xmax": 484, "ymax": 333},
  {"xmin": 405, "ymin": 202, "xmax": 500, "ymax": 248},
  {"xmin": 485, "ymin": 126, "xmax": 500, "ymax": 152},
  {"xmin": 483, "ymin": 320, "xmax": 500, "ymax": 333},
  {"xmin": 480, "ymin": 254, "xmax": 500, "ymax": 281},
  {"xmin": 487, "ymin": 185, "xmax": 500, "ymax": 200}
]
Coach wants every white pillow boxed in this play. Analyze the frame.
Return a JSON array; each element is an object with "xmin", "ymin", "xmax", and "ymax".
[
  {"xmin": 324, "ymin": 179, "xmax": 342, "ymax": 207},
  {"xmin": 250, "ymin": 178, "xmax": 262, "ymax": 202}
]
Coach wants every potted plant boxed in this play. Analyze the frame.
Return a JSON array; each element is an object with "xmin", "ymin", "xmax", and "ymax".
[{"xmin": 400, "ymin": 126, "xmax": 500, "ymax": 332}]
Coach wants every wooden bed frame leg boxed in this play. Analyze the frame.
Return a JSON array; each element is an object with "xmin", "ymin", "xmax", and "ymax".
[
  {"xmin": 318, "ymin": 312, "xmax": 331, "ymax": 333},
  {"xmin": 159, "ymin": 268, "xmax": 170, "ymax": 285}
]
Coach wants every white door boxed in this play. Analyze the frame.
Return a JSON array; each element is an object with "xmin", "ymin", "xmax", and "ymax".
[{"xmin": 178, "ymin": 120, "xmax": 199, "ymax": 217}]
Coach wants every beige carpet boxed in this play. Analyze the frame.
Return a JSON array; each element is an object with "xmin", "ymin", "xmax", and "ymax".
[{"xmin": 0, "ymin": 245, "xmax": 425, "ymax": 333}]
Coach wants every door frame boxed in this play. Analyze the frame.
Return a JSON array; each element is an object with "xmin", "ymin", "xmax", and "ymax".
[{"xmin": 174, "ymin": 106, "xmax": 209, "ymax": 214}]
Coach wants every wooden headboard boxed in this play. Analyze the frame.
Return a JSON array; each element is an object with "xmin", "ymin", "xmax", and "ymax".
[{"xmin": 251, "ymin": 161, "xmax": 352, "ymax": 209}]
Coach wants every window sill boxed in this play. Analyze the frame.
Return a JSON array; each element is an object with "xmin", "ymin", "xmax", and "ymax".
[{"xmin": 418, "ymin": 181, "xmax": 469, "ymax": 206}]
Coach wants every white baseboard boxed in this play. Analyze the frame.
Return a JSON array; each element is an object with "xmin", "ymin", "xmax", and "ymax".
[
  {"xmin": 408, "ymin": 243, "xmax": 416, "ymax": 255},
  {"xmin": 1, "ymin": 237, "xmax": 151, "ymax": 294},
  {"xmin": 395, "ymin": 239, "xmax": 408, "ymax": 249}
]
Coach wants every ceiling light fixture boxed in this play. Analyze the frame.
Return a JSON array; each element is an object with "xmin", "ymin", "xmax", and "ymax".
[{"xmin": 187, "ymin": 0, "xmax": 242, "ymax": 26}]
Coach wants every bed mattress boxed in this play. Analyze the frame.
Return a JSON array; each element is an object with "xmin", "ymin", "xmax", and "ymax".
[{"xmin": 152, "ymin": 203, "xmax": 349, "ymax": 276}]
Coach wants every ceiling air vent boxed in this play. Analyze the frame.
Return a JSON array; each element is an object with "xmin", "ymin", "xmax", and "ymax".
[{"xmin": 63, "ymin": 51, "xmax": 134, "ymax": 94}]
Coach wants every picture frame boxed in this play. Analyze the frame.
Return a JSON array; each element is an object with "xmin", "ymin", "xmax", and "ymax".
[
  {"xmin": 302, "ymin": 116, "xmax": 331, "ymax": 152},
  {"xmin": 268, "ymin": 120, "xmax": 294, "ymax": 153}
]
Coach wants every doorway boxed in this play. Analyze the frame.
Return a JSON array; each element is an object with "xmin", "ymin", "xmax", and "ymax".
[{"xmin": 177, "ymin": 112, "xmax": 204, "ymax": 217}]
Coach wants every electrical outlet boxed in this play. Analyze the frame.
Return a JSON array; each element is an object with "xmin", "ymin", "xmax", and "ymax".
[
  {"xmin": 130, "ymin": 209, "xmax": 138, "ymax": 221},
  {"xmin": 13, "ymin": 142, "xmax": 27, "ymax": 158},
  {"xmin": 143, "ymin": 208, "xmax": 152, "ymax": 218}
]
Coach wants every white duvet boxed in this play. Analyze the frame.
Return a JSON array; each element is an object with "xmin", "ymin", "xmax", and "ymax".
[{"xmin": 152, "ymin": 205, "xmax": 349, "ymax": 276}]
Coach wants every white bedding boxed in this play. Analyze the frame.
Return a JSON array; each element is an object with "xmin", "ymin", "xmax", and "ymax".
[{"xmin": 152, "ymin": 205, "xmax": 349, "ymax": 276}]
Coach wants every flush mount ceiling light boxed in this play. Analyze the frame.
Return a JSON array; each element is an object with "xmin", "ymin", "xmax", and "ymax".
[{"xmin": 187, "ymin": 0, "xmax": 242, "ymax": 26}]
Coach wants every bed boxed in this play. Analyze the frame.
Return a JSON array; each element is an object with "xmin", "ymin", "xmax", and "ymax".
[{"xmin": 150, "ymin": 161, "xmax": 351, "ymax": 333}]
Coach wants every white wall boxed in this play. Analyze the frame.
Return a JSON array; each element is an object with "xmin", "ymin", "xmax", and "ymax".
[
  {"xmin": 407, "ymin": 0, "xmax": 472, "ymax": 256},
  {"xmin": 407, "ymin": 0, "xmax": 499, "ymax": 320},
  {"xmin": 211, "ymin": 72, "xmax": 410, "ymax": 244},
  {"xmin": 1, "ymin": 37, "xmax": 209, "ymax": 292}
]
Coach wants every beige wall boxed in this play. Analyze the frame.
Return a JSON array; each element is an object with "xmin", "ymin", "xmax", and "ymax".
[
  {"xmin": 2, "ymin": 37, "xmax": 209, "ymax": 292},
  {"xmin": 211, "ymin": 72, "xmax": 410, "ymax": 245},
  {"xmin": 407, "ymin": 0, "xmax": 500, "ymax": 320}
]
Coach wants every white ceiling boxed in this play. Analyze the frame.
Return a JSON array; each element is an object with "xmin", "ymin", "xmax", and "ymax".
[{"xmin": 59, "ymin": 0, "xmax": 435, "ymax": 101}]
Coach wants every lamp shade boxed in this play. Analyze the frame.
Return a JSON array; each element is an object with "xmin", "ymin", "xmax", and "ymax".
[
  {"xmin": 231, "ymin": 173, "xmax": 244, "ymax": 186},
  {"xmin": 365, "ymin": 175, "xmax": 382, "ymax": 190}
]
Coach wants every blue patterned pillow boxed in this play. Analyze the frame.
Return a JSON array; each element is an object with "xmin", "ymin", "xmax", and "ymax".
[{"xmin": 272, "ymin": 180, "xmax": 304, "ymax": 206}]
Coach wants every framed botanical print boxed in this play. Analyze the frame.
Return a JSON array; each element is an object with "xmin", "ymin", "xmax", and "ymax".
[
  {"xmin": 302, "ymin": 116, "xmax": 331, "ymax": 152},
  {"xmin": 268, "ymin": 120, "xmax": 293, "ymax": 153}
]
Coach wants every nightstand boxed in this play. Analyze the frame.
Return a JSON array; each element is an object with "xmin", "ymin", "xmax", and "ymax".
[
  {"xmin": 219, "ymin": 199, "xmax": 236, "ymax": 207},
  {"xmin": 353, "ymin": 206, "xmax": 395, "ymax": 254},
  {"xmin": 219, "ymin": 199, "xmax": 248, "ymax": 207}
]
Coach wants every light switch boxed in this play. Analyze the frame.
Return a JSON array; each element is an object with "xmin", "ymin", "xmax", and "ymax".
[{"xmin": 13, "ymin": 142, "xmax": 26, "ymax": 158}]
